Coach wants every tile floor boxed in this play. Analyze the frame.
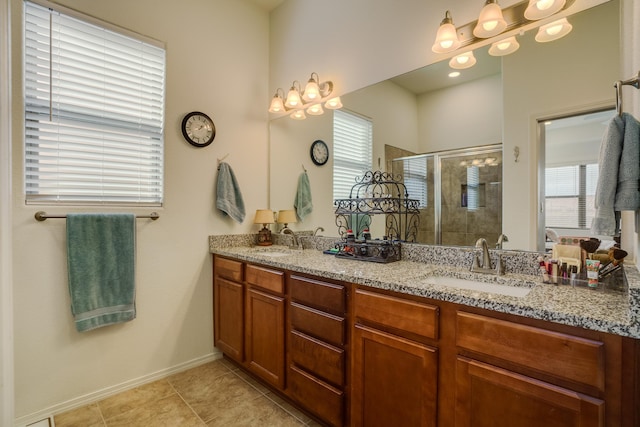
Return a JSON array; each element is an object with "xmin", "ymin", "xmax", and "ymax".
[{"xmin": 53, "ymin": 358, "xmax": 323, "ymax": 427}]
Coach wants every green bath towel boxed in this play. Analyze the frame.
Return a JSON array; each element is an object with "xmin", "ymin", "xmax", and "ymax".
[
  {"xmin": 294, "ymin": 171, "xmax": 313, "ymax": 220},
  {"xmin": 66, "ymin": 214, "xmax": 136, "ymax": 332}
]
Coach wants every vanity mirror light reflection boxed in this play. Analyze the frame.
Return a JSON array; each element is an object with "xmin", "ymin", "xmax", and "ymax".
[{"xmin": 269, "ymin": 0, "xmax": 620, "ymax": 251}]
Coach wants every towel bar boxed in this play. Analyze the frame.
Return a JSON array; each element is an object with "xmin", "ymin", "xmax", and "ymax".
[
  {"xmin": 614, "ymin": 70, "xmax": 640, "ymax": 116},
  {"xmin": 34, "ymin": 211, "xmax": 159, "ymax": 221}
]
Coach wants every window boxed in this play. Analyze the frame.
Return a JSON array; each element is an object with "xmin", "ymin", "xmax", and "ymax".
[
  {"xmin": 402, "ymin": 156, "xmax": 427, "ymax": 208},
  {"xmin": 24, "ymin": 1, "xmax": 165, "ymax": 205},
  {"xmin": 545, "ymin": 164, "xmax": 598, "ymax": 228},
  {"xmin": 333, "ymin": 110, "xmax": 372, "ymax": 199}
]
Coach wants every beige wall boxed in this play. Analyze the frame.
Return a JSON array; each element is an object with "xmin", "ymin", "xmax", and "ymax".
[{"xmin": 11, "ymin": 0, "xmax": 270, "ymax": 421}]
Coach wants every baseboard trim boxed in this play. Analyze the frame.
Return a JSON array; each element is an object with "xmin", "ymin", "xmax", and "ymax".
[{"xmin": 14, "ymin": 351, "xmax": 222, "ymax": 427}]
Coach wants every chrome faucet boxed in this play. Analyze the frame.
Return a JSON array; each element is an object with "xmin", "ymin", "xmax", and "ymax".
[
  {"xmin": 281, "ymin": 227, "xmax": 301, "ymax": 250},
  {"xmin": 313, "ymin": 226, "xmax": 325, "ymax": 236},
  {"xmin": 496, "ymin": 233, "xmax": 509, "ymax": 249},
  {"xmin": 471, "ymin": 238, "xmax": 504, "ymax": 275}
]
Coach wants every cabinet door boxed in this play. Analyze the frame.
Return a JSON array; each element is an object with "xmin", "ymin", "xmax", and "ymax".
[
  {"xmin": 351, "ymin": 324, "xmax": 438, "ymax": 427},
  {"xmin": 246, "ymin": 286, "xmax": 285, "ymax": 389},
  {"xmin": 213, "ymin": 277, "xmax": 244, "ymax": 362},
  {"xmin": 455, "ymin": 357, "xmax": 604, "ymax": 427}
]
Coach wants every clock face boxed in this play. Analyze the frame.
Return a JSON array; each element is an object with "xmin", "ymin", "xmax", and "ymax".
[
  {"xmin": 310, "ymin": 140, "xmax": 329, "ymax": 166},
  {"xmin": 182, "ymin": 112, "xmax": 216, "ymax": 147}
]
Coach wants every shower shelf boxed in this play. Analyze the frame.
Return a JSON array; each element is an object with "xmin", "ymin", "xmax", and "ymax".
[{"xmin": 333, "ymin": 170, "xmax": 420, "ymax": 263}]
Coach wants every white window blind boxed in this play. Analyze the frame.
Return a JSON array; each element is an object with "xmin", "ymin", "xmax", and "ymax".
[
  {"xmin": 24, "ymin": 1, "xmax": 165, "ymax": 205},
  {"xmin": 402, "ymin": 156, "xmax": 427, "ymax": 208},
  {"xmin": 333, "ymin": 110, "xmax": 372, "ymax": 199},
  {"xmin": 545, "ymin": 164, "xmax": 598, "ymax": 228}
]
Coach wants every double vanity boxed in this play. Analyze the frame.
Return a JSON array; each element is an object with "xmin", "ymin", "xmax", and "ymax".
[{"xmin": 209, "ymin": 234, "xmax": 640, "ymax": 426}]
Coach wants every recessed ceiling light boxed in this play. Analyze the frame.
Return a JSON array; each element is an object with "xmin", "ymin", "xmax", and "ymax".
[{"xmin": 449, "ymin": 71, "xmax": 461, "ymax": 78}]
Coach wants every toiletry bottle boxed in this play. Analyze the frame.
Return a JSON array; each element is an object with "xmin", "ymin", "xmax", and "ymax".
[
  {"xmin": 561, "ymin": 262, "xmax": 568, "ymax": 285},
  {"xmin": 551, "ymin": 260, "xmax": 559, "ymax": 284},
  {"xmin": 362, "ymin": 228, "xmax": 372, "ymax": 241},
  {"xmin": 570, "ymin": 265, "xmax": 577, "ymax": 286}
]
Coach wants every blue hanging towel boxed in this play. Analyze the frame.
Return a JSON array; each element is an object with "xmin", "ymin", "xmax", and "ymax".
[
  {"xmin": 216, "ymin": 162, "xmax": 246, "ymax": 223},
  {"xmin": 66, "ymin": 214, "xmax": 136, "ymax": 332}
]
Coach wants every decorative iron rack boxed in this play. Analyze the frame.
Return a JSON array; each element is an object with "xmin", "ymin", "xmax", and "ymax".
[{"xmin": 333, "ymin": 170, "xmax": 420, "ymax": 263}]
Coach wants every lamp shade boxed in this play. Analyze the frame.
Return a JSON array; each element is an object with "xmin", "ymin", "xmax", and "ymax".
[
  {"xmin": 277, "ymin": 210, "xmax": 297, "ymax": 225},
  {"xmin": 524, "ymin": 0, "xmax": 566, "ymax": 20},
  {"xmin": 488, "ymin": 36, "xmax": 520, "ymax": 56},
  {"xmin": 302, "ymin": 77, "xmax": 321, "ymax": 102},
  {"xmin": 254, "ymin": 209, "xmax": 274, "ymax": 225},
  {"xmin": 449, "ymin": 51, "xmax": 477, "ymax": 69},
  {"xmin": 268, "ymin": 94, "xmax": 285, "ymax": 113},
  {"xmin": 324, "ymin": 96, "xmax": 343, "ymax": 109},
  {"xmin": 473, "ymin": 1, "xmax": 507, "ymax": 38},
  {"xmin": 432, "ymin": 11, "xmax": 461, "ymax": 53},
  {"xmin": 285, "ymin": 86, "xmax": 303, "ymax": 108},
  {"xmin": 290, "ymin": 109, "xmax": 306, "ymax": 120},
  {"xmin": 535, "ymin": 18, "xmax": 572, "ymax": 42},
  {"xmin": 307, "ymin": 103, "xmax": 324, "ymax": 116}
]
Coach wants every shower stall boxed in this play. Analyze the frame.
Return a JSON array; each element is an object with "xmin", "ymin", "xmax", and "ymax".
[{"xmin": 391, "ymin": 144, "xmax": 503, "ymax": 247}]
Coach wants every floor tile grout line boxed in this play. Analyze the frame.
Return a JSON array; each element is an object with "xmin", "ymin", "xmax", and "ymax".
[{"xmin": 169, "ymin": 381, "xmax": 208, "ymax": 426}]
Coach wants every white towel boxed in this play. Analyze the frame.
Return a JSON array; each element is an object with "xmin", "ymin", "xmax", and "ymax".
[{"xmin": 591, "ymin": 113, "xmax": 640, "ymax": 235}]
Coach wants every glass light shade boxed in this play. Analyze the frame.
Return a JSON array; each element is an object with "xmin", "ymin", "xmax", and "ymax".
[
  {"xmin": 253, "ymin": 209, "xmax": 274, "ymax": 225},
  {"xmin": 431, "ymin": 12, "xmax": 461, "ymax": 53},
  {"xmin": 277, "ymin": 209, "xmax": 297, "ymax": 225},
  {"xmin": 524, "ymin": 0, "xmax": 566, "ymax": 20},
  {"xmin": 535, "ymin": 18, "xmax": 572, "ymax": 42},
  {"xmin": 268, "ymin": 94, "xmax": 285, "ymax": 113},
  {"xmin": 307, "ymin": 103, "xmax": 324, "ymax": 115},
  {"xmin": 324, "ymin": 97, "xmax": 343, "ymax": 109},
  {"xmin": 290, "ymin": 109, "xmax": 306, "ymax": 120},
  {"xmin": 302, "ymin": 78, "xmax": 320, "ymax": 102},
  {"xmin": 284, "ymin": 87, "xmax": 303, "ymax": 108},
  {"xmin": 449, "ymin": 51, "xmax": 477, "ymax": 69},
  {"xmin": 473, "ymin": 1, "xmax": 507, "ymax": 38},
  {"xmin": 488, "ymin": 36, "xmax": 520, "ymax": 56}
]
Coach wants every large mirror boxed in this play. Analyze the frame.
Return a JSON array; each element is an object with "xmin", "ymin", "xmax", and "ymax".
[{"xmin": 269, "ymin": 0, "xmax": 619, "ymax": 251}]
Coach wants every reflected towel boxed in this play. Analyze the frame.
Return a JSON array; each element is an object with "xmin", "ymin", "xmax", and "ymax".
[
  {"xmin": 592, "ymin": 113, "xmax": 640, "ymax": 235},
  {"xmin": 294, "ymin": 171, "xmax": 313, "ymax": 220},
  {"xmin": 216, "ymin": 162, "xmax": 246, "ymax": 223},
  {"xmin": 66, "ymin": 214, "xmax": 136, "ymax": 332}
]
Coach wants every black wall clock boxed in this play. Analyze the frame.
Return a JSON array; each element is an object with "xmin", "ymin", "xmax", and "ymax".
[
  {"xmin": 310, "ymin": 139, "xmax": 329, "ymax": 166},
  {"xmin": 181, "ymin": 111, "xmax": 216, "ymax": 147}
]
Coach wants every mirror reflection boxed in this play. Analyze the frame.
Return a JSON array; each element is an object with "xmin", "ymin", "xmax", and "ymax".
[{"xmin": 269, "ymin": 0, "xmax": 619, "ymax": 251}]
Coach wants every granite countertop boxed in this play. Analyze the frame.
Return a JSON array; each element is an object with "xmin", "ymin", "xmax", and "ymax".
[{"xmin": 209, "ymin": 236, "xmax": 640, "ymax": 339}]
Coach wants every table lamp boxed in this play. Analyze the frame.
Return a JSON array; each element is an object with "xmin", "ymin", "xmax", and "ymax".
[{"xmin": 254, "ymin": 209, "xmax": 274, "ymax": 246}]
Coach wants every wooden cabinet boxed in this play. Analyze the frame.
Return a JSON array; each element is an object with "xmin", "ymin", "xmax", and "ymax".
[
  {"xmin": 213, "ymin": 256, "xmax": 286, "ymax": 390},
  {"xmin": 213, "ymin": 257, "xmax": 244, "ymax": 362},
  {"xmin": 288, "ymin": 274, "xmax": 347, "ymax": 427},
  {"xmin": 351, "ymin": 288, "xmax": 439, "ymax": 427},
  {"xmin": 455, "ymin": 357, "xmax": 604, "ymax": 427}
]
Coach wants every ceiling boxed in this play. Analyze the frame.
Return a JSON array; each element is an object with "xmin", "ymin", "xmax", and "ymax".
[{"xmin": 248, "ymin": 0, "xmax": 284, "ymax": 11}]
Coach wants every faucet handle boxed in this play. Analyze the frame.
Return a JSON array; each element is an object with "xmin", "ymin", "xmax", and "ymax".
[{"xmin": 495, "ymin": 254, "xmax": 505, "ymax": 275}]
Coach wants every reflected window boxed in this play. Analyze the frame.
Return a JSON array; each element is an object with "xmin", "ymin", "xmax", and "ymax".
[
  {"xmin": 545, "ymin": 164, "xmax": 598, "ymax": 228},
  {"xmin": 333, "ymin": 110, "xmax": 372, "ymax": 199},
  {"xmin": 402, "ymin": 157, "xmax": 427, "ymax": 208}
]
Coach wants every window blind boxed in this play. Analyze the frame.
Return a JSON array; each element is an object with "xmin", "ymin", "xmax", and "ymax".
[
  {"xmin": 24, "ymin": 1, "xmax": 165, "ymax": 205},
  {"xmin": 545, "ymin": 164, "xmax": 598, "ymax": 228},
  {"xmin": 402, "ymin": 156, "xmax": 427, "ymax": 208},
  {"xmin": 333, "ymin": 110, "xmax": 373, "ymax": 199}
]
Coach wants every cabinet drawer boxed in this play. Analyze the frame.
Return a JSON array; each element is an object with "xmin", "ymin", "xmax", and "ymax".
[
  {"xmin": 354, "ymin": 288, "xmax": 439, "ymax": 340},
  {"xmin": 214, "ymin": 256, "xmax": 243, "ymax": 282},
  {"xmin": 246, "ymin": 264, "xmax": 284, "ymax": 294},
  {"xmin": 290, "ymin": 274, "xmax": 346, "ymax": 314},
  {"xmin": 290, "ymin": 330, "xmax": 345, "ymax": 387},
  {"xmin": 456, "ymin": 311, "xmax": 605, "ymax": 390},
  {"xmin": 290, "ymin": 302, "xmax": 345, "ymax": 346},
  {"xmin": 288, "ymin": 365, "xmax": 344, "ymax": 427}
]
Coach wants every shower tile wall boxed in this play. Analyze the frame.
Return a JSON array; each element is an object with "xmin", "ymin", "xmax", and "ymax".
[{"xmin": 440, "ymin": 152, "xmax": 502, "ymax": 247}]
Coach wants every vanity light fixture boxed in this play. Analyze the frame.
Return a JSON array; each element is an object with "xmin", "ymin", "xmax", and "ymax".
[
  {"xmin": 290, "ymin": 109, "xmax": 306, "ymax": 120},
  {"xmin": 535, "ymin": 17, "xmax": 572, "ymax": 42},
  {"xmin": 488, "ymin": 36, "xmax": 520, "ymax": 56},
  {"xmin": 524, "ymin": 0, "xmax": 566, "ymax": 20},
  {"xmin": 432, "ymin": 11, "xmax": 461, "ymax": 53},
  {"xmin": 449, "ymin": 51, "xmax": 477, "ymax": 69},
  {"xmin": 473, "ymin": 0, "xmax": 507, "ymax": 38},
  {"xmin": 269, "ymin": 72, "xmax": 340, "ymax": 120}
]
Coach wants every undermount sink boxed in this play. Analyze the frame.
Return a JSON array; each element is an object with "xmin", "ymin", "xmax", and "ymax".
[
  {"xmin": 418, "ymin": 275, "xmax": 533, "ymax": 298},
  {"xmin": 250, "ymin": 247, "xmax": 293, "ymax": 257}
]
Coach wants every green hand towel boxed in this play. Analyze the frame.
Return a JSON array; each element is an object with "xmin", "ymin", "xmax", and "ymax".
[
  {"xmin": 294, "ymin": 171, "xmax": 313, "ymax": 220},
  {"xmin": 66, "ymin": 214, "xmax": 136, "ymax": 332}
]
